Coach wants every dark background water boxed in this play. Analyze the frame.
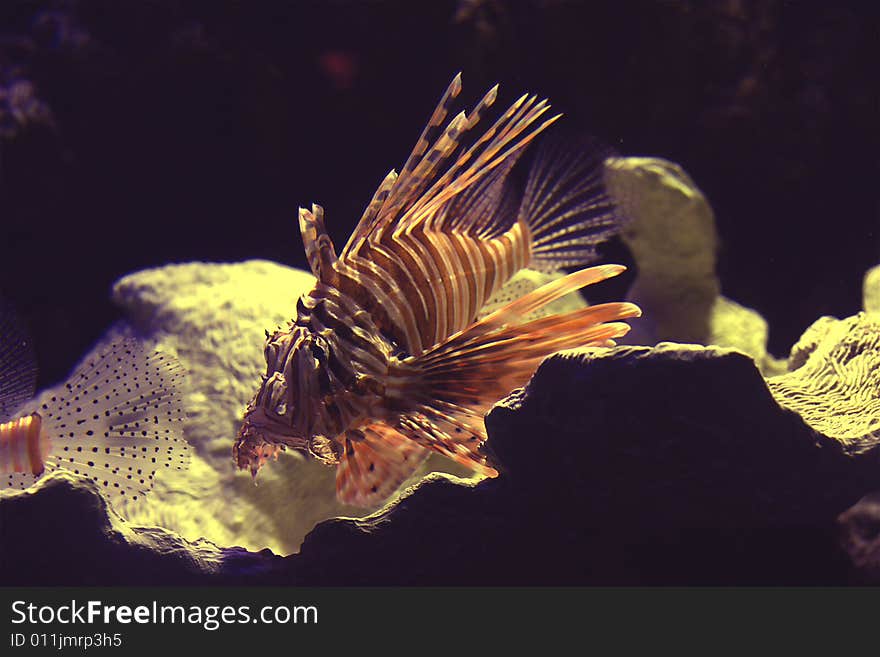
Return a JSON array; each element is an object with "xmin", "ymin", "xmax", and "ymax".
[{"xmin": 1, "ymin": 0, "xmax": 877, "ymax": 390}]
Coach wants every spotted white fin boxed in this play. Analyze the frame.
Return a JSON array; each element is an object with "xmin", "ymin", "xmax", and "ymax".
[
  {"xmin": 336, "ymin": 422, "xmax": 430, "ymax": 507},
  {"xmin": 20, "ymin": 337, "xmax": 190, "ymax": 501},
  {"xmin": 3, "ymin": 471, "xmax": 43, "ymax": 490},
  {"xmin": 0, "ymin": 298, "xmax": 37, "ymax": 422}
]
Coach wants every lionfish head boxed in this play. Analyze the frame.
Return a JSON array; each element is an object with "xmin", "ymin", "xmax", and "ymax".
[{"xmin": 234, "ymin": 325, "xmax": 340, "ymax": 477}]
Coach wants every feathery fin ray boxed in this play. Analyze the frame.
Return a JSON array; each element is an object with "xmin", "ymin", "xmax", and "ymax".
[
  {"xmin": 0, "ymin": 297, "xmax": 37, "ymax": 422},
  {"xmin": 388, "ymin": 266, "xmax": 640, "ymax": 477},
  {"xmin": 521, "ymin": 136, "xmax": 624, "ymax": 272}
]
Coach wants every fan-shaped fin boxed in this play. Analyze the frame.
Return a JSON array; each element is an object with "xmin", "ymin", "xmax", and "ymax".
[{"xmin": 336, "ymin": 422, "xmax": 430, "ymax": 507}]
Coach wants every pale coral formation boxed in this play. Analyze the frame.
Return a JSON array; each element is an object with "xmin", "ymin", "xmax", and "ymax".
[
  {"xmin": 603, "ymin": 156, "xmax": 719, "ymax": 345},
  {"xmin": 865, "ymin": 265, "xmax": 880, "ymax": 313},
  {"xmin": 603, "ymin": 156, "xmax": 786, "ymax": 375},
  {"xmin": 767, "ymin": 312, "xmax": 880, "ymax": 452}
]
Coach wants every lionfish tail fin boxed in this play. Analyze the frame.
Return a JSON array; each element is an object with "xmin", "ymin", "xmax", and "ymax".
[
  {"xmin": 0, "ymin": 297, "xmax": 38, "ymax": 421},
  {"xmin": 336, "ymin": 422, "xmax": 430, "ymax": 507},
  {"xmin": 521, "ymin": 135, "xmax": 625, "ymax": 272},
  {"xmin": 394, "ymin": 266, "xmax": 639, "ymax": 478}
]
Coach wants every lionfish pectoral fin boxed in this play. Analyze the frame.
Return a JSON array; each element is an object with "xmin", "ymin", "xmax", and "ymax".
[
  {"xmin": 299, "ymin": 204, "xmax": 338, "ymax": 284},
  {"xmin": 336, "ymin": 423, "xmax": 430, "ymax": 507},
  {"xmin": 458, "ymin": 265, "xmax": 637, "ymax": 335},
  {"xmin": 399, "ymin": 267, "xmax": 641, "ymax": 473},
  {"xmin": 394, "ymin": 412, "xmax": 499, "ymax": 479}
]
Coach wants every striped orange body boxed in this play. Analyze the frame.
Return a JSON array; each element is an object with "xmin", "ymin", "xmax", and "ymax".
[
  {"xmin": 0, "ymin": 413, "xmax": 50, "ymax": 476},
  {"xmin": 235, "ymin": 73, "xmax": 641, "ymax": 506}
]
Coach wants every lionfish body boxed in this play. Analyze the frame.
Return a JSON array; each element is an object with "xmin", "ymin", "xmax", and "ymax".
[
  {"xmin": 235, "ymin": 74, "xmax": 641, "ymax": 506},
  {"xmin": 0, "ymin": 301, "xmax": 190, "ymax": 500}
]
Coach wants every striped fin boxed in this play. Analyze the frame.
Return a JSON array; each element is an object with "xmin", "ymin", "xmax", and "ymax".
[
  {"xmin": 0, "ymin": 297, "xmax": 37, "ymax": 422},
  {"xmin": 388, "ymin": 265, "xmax": 640, "ymax": 477},
  {"xmin": 433, "ymin": 264, "xmax": 631, "ymax": 348},
  {"xmin": 299, "ymin": 204, "xmax": 338, "ymax": 285},
  {"xmin": 340, "ymin": 169, "xmax": 398, "ymax": 261},
  {"xmin": 434, "ymin": 149, "xmax": 520, "ymax": 239},
  {"xmin": 339, "ymin": 75, "xmax": 465, "ymax": 260},
  {"xmin": 397, "ymin": 92, "xmax": 557, "ymax": 234},
  {"xmin": 336, "ymin": 422, "xmax": 430, "ymax": 507},
  {"xmin": 422, "ymin": 302, "xmax": 639, "ymax": 372},
  {"xmin": 396, "ymin": 74, "xmax": 464, "ymax": 196},
  {"xmin": 340, "ymin": 74, "xmax": 558, "ymax": 261},
  {"xmin": 369, "ymin": 74, "xmax": 467, "ymax": 235},
  {"xmin": 520, "ymin": 135, "xmax": 624, "ymax": 272},
  {"xmin": 395, "ymin": 408, "xmax": 499, "ymax": 478},
  {"xmin": 399, "ymin": 302, "xmax": 638, "ymax": 476}
]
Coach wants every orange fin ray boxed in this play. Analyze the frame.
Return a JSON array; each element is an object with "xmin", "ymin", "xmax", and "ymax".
[
  {"xmin": 340, "ymin": 74, "xmax": 560, "ymax": 264},
  {"xmin": 396, "ymin": 74, "xmax": 463, "ymax": 188},
  {"xmin": 421, "ymin": 265, "xmax": 635, "ymax": 363},
  {"xmin": 390, "ymin": 270, "xmax": 641, "ymax": 464},
  {"xmin": 403, "ymin": 97, "xmax": 557, "ymax": 232},
  {"xmin": 394, "ymin": 413, "xmax": 498, "ymax": 478},
  {"xmin": 339, "ymin": 169, "xmax": 398, "ymax": 261},
  {"xmin": 371, "ymin": 74, "xmax": 465, "ymax": 235},
  {"xmin": 476, "ymin": 265, "xmax": 629, "ymax": 329},
  {"xmin": 336, "ymin": 422, "xmax": 430, "ymax": 507},
  {"xmin": 421, "ymin": 305, "xmax": 640, "ymax": 371},
  {"xmin": 410, "ymin": 318, "xmax": 633, "ymax": 414}
]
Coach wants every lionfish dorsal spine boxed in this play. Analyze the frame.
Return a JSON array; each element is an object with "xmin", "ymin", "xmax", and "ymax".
[
  {"xmin": 340, "ymin": 169, "xmax": 399, "ymax": 261},
  {"xmin": 299, "ymin": 203, "xmax": 338, "ymax": 285}
]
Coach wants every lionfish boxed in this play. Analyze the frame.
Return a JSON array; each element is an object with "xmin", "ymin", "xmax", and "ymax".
[
  {"xmin": 0, "ymin": 300, "xmax": 190, "ymax": 501},
  {"xmin": 234, "ymin": 73, "xmax": 641, "ymax": 507}
]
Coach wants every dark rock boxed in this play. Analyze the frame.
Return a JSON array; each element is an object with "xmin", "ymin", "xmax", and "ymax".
[
  {"xmin": 2, "ymin": 343, "xmax": 870, "ymax": 585},
  {"xmin": 839, "ymin": 492, "xmax": 880, "ymax": 584}
]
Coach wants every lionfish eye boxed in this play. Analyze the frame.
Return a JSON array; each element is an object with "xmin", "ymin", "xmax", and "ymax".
[
  {"xmin": 310, "ymin": 341, "xmax": 327, "ymax": 365},
  {"xmin": 264, "ymin": 372, "xmax": 288, "ymax": 418}
]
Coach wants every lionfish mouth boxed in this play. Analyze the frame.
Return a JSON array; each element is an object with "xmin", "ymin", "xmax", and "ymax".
[{"xmin": 233, "ymin": 409, "xmax": 306, "ymax": 479}]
